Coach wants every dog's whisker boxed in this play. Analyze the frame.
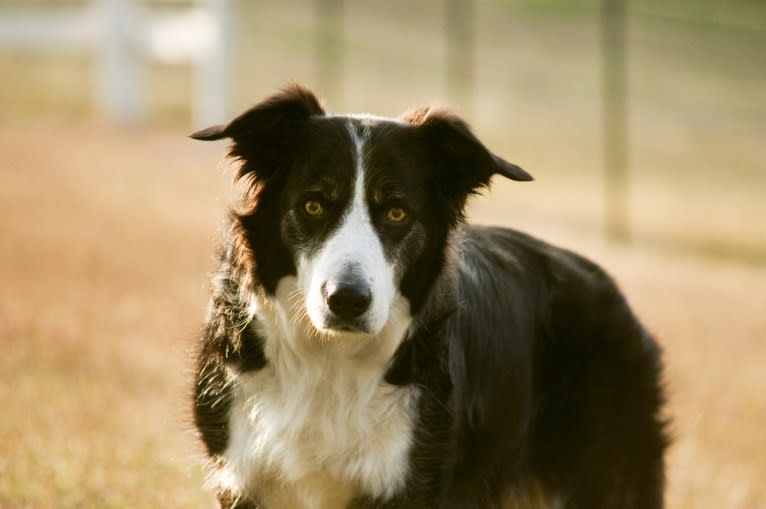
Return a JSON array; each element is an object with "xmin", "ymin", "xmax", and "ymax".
[{"xmin": 287, "ymin": 290, "xmax": 305, "ymax": 305}]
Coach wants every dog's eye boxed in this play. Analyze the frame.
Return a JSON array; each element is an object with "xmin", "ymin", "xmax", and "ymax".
[
  {"xmin": 304, "ymin": 200, "xmax": 323, "ymax": 216},
  {"xmin": 386, "ymin": 207, "xmax": 407, "ymax": 222}
]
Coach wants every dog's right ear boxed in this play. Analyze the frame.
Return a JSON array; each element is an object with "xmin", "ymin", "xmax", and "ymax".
[{"xmin": 189, "ymin": 83, "xmax": 324, "ymax": 180}]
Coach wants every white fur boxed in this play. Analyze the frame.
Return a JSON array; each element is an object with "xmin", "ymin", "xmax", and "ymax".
[
  {"xmin": 214, "ymin": 121, "xmax": 417, "ymax": 508},
  {"xmin": 334, "ymin": 112, "xmax": 401, "ymax": 124}
]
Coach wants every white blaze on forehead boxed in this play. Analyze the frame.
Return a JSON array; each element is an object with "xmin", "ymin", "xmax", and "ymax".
[
  {"xmin": 299, "ymin": 120, "xmax": 398, "ymax": 335},
  {"xmin": 347, "ymin": 120, "xmax": 371, "ymax": 238},
  {"xmin": 331, "ymin": 112, "xmax": 400, "ymax": 124}
]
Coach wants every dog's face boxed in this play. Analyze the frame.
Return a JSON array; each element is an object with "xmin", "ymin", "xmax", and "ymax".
[
  {"xmin": 281, "ymin": 117, "xmax": 429, "ymax": 335},
  {"xmin": 192, "ymin": 85, "xmax": 531, "ymax": 337}
]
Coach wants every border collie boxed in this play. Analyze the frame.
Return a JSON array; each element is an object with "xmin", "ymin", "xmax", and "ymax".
[{"xmin": 190, "ymin": 84, "xmax": 668, "ymax": 509}]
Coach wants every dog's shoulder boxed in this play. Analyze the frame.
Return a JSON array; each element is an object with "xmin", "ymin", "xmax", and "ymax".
[
  {"xmin": 455, "ymin": 224, "xmax": 636, "ymax": 327},
  {"xmin": 457, "ymin": 225, "xmax": 611, "ymax": 284}
]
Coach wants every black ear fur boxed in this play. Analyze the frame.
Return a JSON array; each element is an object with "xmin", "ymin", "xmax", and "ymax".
[
  {"xmin": 189, "ymin": 83, "xmax": 325, "ymax": 180},
  {"xmin": 189, "ymin": 124, "xmax": 227, "ymax": 141},
  {"xmin": 492, "ymin": 154, "xmax": 534, "ymax": 182},
  {"xmin": 403, "ymin": 107, "xmax": 533, "ymax": 198}
]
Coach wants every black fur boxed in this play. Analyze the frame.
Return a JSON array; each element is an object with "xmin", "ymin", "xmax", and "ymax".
[{"xmin": 191, "ymin": 85, "xmax": 668, "ymax": 508}]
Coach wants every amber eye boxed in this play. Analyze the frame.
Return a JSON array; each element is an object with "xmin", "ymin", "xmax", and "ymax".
[
  {"xmin": 386, "ymin": 207, "xmax": 407, "ymax": 222},
  {"xmin": 304, "ymin": 200, "xmax": 323, "ymax": 216}
]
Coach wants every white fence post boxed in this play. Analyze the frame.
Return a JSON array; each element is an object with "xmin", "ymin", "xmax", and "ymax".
[
  {"xmin": 192, "ymin": 0, "xmax": 232, "ymax": 129},
  {"xmin": 96, "ymin": 0, "xmax": 145, "ymax": 125},
  {"xmin": 0, "ymin": 0, "xmax": 230, "ymax": 128}
]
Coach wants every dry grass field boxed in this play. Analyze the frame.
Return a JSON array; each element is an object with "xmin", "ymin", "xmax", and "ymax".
[
  {"xmin": 1, "ymin": 119, "xmax": 764, "ymax": 509},
  {"xmin": 1, "ymin": 1, "xmax": 765, "ymax": 507}
]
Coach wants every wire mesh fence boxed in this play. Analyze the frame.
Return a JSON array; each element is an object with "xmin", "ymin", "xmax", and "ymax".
[{"xmin": 1, "ymin": 0, "xmax": 764, "ymax": 263}]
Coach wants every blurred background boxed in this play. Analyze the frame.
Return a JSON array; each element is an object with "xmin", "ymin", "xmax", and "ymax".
[{"xmin": 0, "ymin": 0, "xmax": 764, "ymax": 507}]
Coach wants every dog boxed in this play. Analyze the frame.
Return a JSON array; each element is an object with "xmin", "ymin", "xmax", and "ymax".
[{"xmin": 190, "ymin": 84, "xmax": 668, "ymax": 509}]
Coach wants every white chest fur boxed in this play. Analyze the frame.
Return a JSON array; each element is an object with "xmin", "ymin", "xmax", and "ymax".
[
  {"xmin": 215, "ymin": 281, "xmax": 418, "ymax": 509},
  {"xmin": 219, "ymin": 354, "xmax": 418, "ymax": 508},
  {"xmin": 221, "ymin": 365, "xmax": 418, "ymax": 508}
]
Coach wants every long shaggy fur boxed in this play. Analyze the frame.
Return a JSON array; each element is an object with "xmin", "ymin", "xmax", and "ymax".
[{"xmin": 190, "ymin": 84, "xmax": 668, "ymax": 509}]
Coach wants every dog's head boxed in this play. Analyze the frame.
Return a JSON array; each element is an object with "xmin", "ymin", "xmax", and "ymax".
[{"xmin": 192, "ymin": 84, "xmax": 532, "ymax": 339}]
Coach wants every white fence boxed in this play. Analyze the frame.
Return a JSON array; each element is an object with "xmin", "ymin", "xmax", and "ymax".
[{"xmin": 0, "ymin": 0, "xmax": 232, "ymax": 127}]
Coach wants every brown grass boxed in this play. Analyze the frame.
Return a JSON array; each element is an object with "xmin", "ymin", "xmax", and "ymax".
[
  {"xmin": 1, "ymin": 3, "xmax": 764, "ymax": 505},
  {"xmin": 1, "ymin": 118, "xmax": 764, "ymax": 508}
]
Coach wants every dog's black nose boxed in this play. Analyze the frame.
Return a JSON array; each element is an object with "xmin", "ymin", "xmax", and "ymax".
[{"xmin": 323, "ymin": 281, "xmax": 371, "ymax": 320}]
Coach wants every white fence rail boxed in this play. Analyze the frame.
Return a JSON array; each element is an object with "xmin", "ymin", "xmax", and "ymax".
[{"xmin": 0, "ymin": 0, "xmax": 232, "ymax": 127}]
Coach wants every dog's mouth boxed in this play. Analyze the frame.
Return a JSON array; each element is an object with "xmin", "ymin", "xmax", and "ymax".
[{"xmin": 317, "ymin": 314, "xmax": 372, "ymax": 335}]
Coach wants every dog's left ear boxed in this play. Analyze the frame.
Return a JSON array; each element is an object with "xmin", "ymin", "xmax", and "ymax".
[
  {"xmin": 403, "ymin": 107, "xmax": 532, "ymax": 202},
  {"xmin": 189, "ymin": 84, "xmax": 325, "ymax": 181}
]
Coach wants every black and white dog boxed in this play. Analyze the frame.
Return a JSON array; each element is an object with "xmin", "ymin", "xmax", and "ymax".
[{"xmin": 190, "ymin": 85, "xmax": 668, "ymax": 509}]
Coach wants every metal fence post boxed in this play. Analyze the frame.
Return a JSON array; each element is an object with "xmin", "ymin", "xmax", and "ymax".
[
  {"xmin": 602, "ymin": 0, "xmax": 630, "ymax": 243},
  {"xmin": 446, "ymin": 0, "xmax": 473, "ymax": 118},
  {"xmin": 315, "ymin": 0, "xmax": 343, "ymax": 106}
]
